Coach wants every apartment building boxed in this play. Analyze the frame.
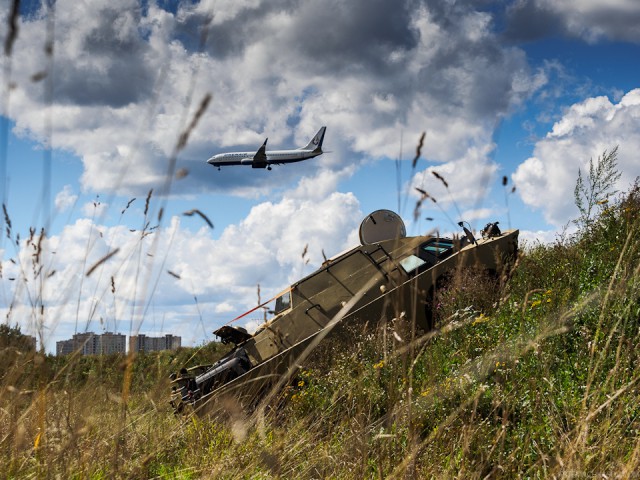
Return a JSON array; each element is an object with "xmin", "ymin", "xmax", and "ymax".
[
  {"xmin": 129, "ymin": 334, "xmax": 181, "ymax": 353},
  {"xmin": 56, "ymin": 332, "xmax": 126, "ymax": 356}
]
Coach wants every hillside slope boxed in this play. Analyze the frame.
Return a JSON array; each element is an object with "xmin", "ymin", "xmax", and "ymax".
[{"xmin": 2, "ymin": 183, "xmax": 639, "ymax": 479}]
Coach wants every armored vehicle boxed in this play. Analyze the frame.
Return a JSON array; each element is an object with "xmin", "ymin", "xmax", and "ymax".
[{"xmin": 170, "ymin": 211, "xmax": 518, "ymax": 416}]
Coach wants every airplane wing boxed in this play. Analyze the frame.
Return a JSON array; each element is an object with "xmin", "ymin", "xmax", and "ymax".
[{"xmin": 252, "ymin": 138, "xmax": 268, "ymax": 168}]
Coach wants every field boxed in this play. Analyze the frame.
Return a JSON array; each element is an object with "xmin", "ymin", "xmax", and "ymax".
[{"xmin": 2, "ymin": 173, "xmax": 640, "ymax": 478}]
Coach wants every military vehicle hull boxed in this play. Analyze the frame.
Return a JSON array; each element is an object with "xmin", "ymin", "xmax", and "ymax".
[{"xmin": 170, "ymin": 219, "xmax": 518, "ymax": 417}]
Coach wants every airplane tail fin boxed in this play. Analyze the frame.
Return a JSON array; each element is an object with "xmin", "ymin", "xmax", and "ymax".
[{"xmin": 301, "ymin": 126, "xmax": 326, "ymax": 152}]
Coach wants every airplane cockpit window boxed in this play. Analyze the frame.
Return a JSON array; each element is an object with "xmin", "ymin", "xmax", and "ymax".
[{"xmin": 274, "ymin": 291, "xmax": 292, "ymax": 314}]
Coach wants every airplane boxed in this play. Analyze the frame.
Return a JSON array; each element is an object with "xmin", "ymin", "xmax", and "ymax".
[{"xmin": 207, "ymin": 126, "xmax": 326, "ymax": 170}]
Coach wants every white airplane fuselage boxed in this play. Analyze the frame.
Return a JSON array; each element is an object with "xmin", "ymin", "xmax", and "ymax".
[
  {"xmin": 207, "ymin": 148, "xmax": 321, "ymax": 167},
  {"xmin": 207, "ymin": 126, "xmax": 326, "ymax": 170}
]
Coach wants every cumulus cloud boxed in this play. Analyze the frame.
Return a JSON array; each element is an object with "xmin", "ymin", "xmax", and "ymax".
[
  {"xmin": 460, "ymin": 208, "xmax": 496, "ymax": 223},
  {"xmin": 167, "ymin": 169, "xmax": 362, "ymax": 296},
  {"xmin": 518, "ymin": 228, "xmax": 567, "ymax": 247},
  {"xmin": 54, "ymin": 185, "xmax": 77, "ymax": 212},
  {"xmin": 513, "ymin": 89, "xmax": 640, "ymax": 226},
  {"xmin": 3, "ymin": 0, "xmax": 540, "ymax": 197},
  {"xmin": 410, "ymin": 147, "xmax": 500, "ymax": 226},
  {"xmin": 82, "ymin": 199, "xmax": 110, "ymax": 218},
  {"xmin": 505, "ymin": 0, "xmax": 640, "ymax": 43}
]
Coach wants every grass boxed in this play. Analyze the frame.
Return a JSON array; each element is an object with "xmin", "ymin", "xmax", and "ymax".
[{"xmin": 1, "ymin": 181, "xmax": 640, "ymax": 478}]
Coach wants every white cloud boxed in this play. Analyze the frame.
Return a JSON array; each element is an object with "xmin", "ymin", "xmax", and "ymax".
[
  {"xmin": 410, "ymin": 151, "xmax": 499, "ymax": 220},
  {"xmin": 168, "ymin": 170, "xmax": 362, "ymax": 296},
  {"xmin": 518, "ymin": 228, "xmax": 571, "ymax": 247},
  {"xmin": 513, "ymin": 89, "xmax": 640, "ymax": 226},
  {"xmin": 54, "ymin": 185, "xmax": 77, "ymax": 212},
  {"xmin": 82, "ymin": 200, "xmax": 110, "ymax": 218},
  {"xmin": 460, "ymin": 208, "xmax": 496, "ymax": 223},
  {"xmin": 506, "ymin": 0, "xmax": 640, "ymax": 43},
  {"xmin": 546, "ymin": 0, "xmax": 640, "ymax": 42},
  {"xmin": 214, "ymin": 302, "xmax": 235, "ymax": 314}
]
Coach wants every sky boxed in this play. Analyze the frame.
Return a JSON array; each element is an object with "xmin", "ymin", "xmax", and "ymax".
[{"xmin": 1, "ymin": 0, "xmax": 639, "ymax": 353}]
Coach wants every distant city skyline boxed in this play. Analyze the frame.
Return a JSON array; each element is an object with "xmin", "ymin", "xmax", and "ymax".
[{"xmin": 56, "ymin": 331, "xmax": 181, "ymax": 356}]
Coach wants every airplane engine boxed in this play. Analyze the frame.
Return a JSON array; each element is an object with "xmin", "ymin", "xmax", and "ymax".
[{"xmin": 240, "ymin": 158, "xmax": 253, "ymax": 165}]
